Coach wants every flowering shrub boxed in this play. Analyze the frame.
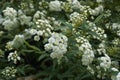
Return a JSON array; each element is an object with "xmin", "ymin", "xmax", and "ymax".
[{"xmin": 0, "ymin": 0, "xmax": 120, "ymax": 80}]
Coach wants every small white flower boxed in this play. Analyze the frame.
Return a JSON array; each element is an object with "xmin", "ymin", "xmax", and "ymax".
[
  {"xmin": 50, "ymin": 52, "xmax": 63, "ymax": 59},
  {"xmin": 111, "ymin": 67, "xmax": 119, "ymax": 72},
  {"xmin": 82, "ymin": 49, "xmax": 94, "ymax": 66},
  {"xmin": 34, "ymin": 35, "xmax": 40, "ymax": 41},
  {"xmin": 6, "ymin": 41, "xmax": 13, "ymax": 50},
  {"xmin": 8, "ymin": 51, "xmax": 21, "ymax": 64},
  {"xmin": 34, "ymin": 11, "xmax": 41, "ymax": 19},
  {"xmin": 87, "ymin": 66, "xmax": 94, "ymax": 74},
  {"xmin": 90, "ymin": 5, "xmax": 104, "ymax": 16},
  {"xmin": 49, "ymin": 0, "xmax": 61, "ymax": 11},
  {"xmin": 12, "ymin": 34, "xmax": 25, "ymax": 47},
  {"xmin": 18, "ymin": 10, "xmax": 32, "ymax": 25},
  {"xmin": 112, "ymin": 23, "xmax": 120, "ymax": 29},
  {"xmin": 3, "ymin": 18, "xmax": 18, "ymax": 31},
  {"xmin": 44, "ymin": 32, "xmax": 68, "ymax": 61},
  {"xmin": 72, "ymin": 0, "xmax": 81, "ymax": 9},
  {"xmin": 3, "ymin": 7, "xmax": 17, "ymax": 18},
  {"xmin": 48, "ymin": 37, "xmax": 56, "ymax": 44},
  {"xmin": 44, "ymin": 43, "xmax": 53, "ymax": 51},
  {"xmin": 99, "ymin": 54, "xmax": 111, "ymax": 70},
  {"xmin": 76, "ymin": 37, "xmax": 94, "ymax": 66},
  {"xmin": 37, "ymin": 30, "xmax": 44, "ymax": 36},
  {"xmin": 29, "ymin": 29, "xmax": 37, "ymax": 35}
]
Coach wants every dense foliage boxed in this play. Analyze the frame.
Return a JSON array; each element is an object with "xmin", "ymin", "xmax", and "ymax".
[{"xmin": 0, "ymin": 0, "xmax": 120, "ymax": 80}]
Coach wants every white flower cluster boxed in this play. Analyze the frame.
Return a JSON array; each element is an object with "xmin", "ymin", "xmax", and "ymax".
[
  {"xmin": 25, "ymin": 28, "xmax": 44, "ymax": 41},
  {"xmin": 8, "ymin": 51, "xmax": 20, "ymax": 64},
  {"xmin": 2, "ymin": 7, "xmax": 19, "ymax": 31},
  {"xmin": 3, "ymin": 7, "xmax": 17, "ymax": 18},
  {"xmin": 76, "ymin": 36, "xmax": 88, "ymax": 44},
  {"xmin": 81, "ymin": 43, "xmax": 94, "ymax": 66},
  {"xmin": 36, "ymin": 19, "xmax": 53, "ymax": 30},
  {"xmin": 111, "ymin": 67, "xmax": 119, "ymax": 72},
  {"xmin": 61, "ymin": 0, "xmax": 73, "ymax": 12},
  {"xmin": 97, "ymin": 42, "xmax": 106, "ymax": 55},
  {"xmin": 112, "ymin": 23, "xmax": 120, "ymax": 36},
  {"xmin": 18, "ymin": 10, "xmax": 32, "ymax": 26},
  {"xmin": 1, "ymin": 7, "xmax": 33, "ymax": 31},
  {"xmin": 98, "ymin": 53, "xmax": 111, "ymax": 70},
  {"xmin": 33, "ymin": 11, "xmax": 46, "ymax": 22},
  {"xmin": 71, "ymin": 0, "xmax": 81, "ymax": 9},
  {"xmin": 96, "ymin": 42, "xmax": 113, "ymax": 75},
  {"xmin": 6, "ymin": 34, "xmax": 25, "ymax": 50},
  {"xmin": 49, "ymin": 0, "xmax": 62, "ymax": 11},
  {"xmin": 0, "ymin": 0, "xmax": 119, "ymax": 79},
  {"xmin": 2, "ymin": 18, "xmax": 18, "ymax": 31},
  {"xmin": 20, "ymin": 2, "xmax": 35, "ymax": 14},
  {"xmin": 112, "ymin": 23, "xmax": 120, "ymax": 30},
  {"xmin": 96, "ymin": 66, "xmax": 106, "ymax": 79},
  {"xmin": 92, "ymin": 27, "xmax": 107, "ymax": 40},
  {"xmin": 112, "ymin": 38, "xmax": 120, "ymax": 45},
  {"xmin": 70, "ymin": 12, "xmax": 86, "ymax": 27},
  {"xmin": 106, "ymin": 23, "xmax": 120, "ymax": 36},
  {"xmin": 89, "ymin": 5, "xmax": 104, "ymax": 16},
  {"xmin": 36, "ymin": 19, "xmax": 53, "ymax": 37},
  {"xmin": 39, "ymin": 0, "xmax": 49, "ymax": 10},
  {"xmin": 1, "ymin": 67, "xmax": 17, "ymax": 79},
  {"xmin": 61, "ymin": 0, "xmax": 88, "ymax": 13},
  {"xmin": 87, "ymin": 66, "xmax": 94, "ymax": 74},
  {"xmin": 88, "ymin": 21, "xmax": 107, "ymax": 40},
  {"xmin": 76, "ymin": 37, "xmax": 94, "ymax": 66},
  {"xmin": 111, "ymin": 67, "xmax": 119, "ymax": 80},
  {"xmin": 44, "ymin": 32, "xmax": 68, "ymax": 60},
  {"xmin": 104, "ymin": 10, "xmax": 111, "ymax": 17}
]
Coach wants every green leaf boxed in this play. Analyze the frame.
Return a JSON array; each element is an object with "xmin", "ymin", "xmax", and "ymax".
[
  {"xmin": 80, "ymin": 73, "xmax": 92, "ymax": 80},
  {"xmin": 88, "ymin": 31, "xmax": 100, "ymax": 37},
  {"xmin": 24, "ymin": 40, "xmax": 41, "ymax": 52},
  {"xmin": 17, "ymin": 67, "xmax": 26, "ymax": 76},
  {"xmin": 58, "ymin": 20, "xmax": 73, "ymax": 29},
  {"xmin": 21, "ymin": 49, "xmax": 35, "ymax": 53},
  {"xmin": 94, "ymin": 13, "xmax": 104, "ymax": 23},
  {"xmin": 37, "ymin": 54, "xmax": 49, "ymax": 61}
]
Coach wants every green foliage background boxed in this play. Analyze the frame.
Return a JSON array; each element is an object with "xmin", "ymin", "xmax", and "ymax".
[{"xmin": 0, "ymin": 0, "xmax": 120, "ymax": 80}]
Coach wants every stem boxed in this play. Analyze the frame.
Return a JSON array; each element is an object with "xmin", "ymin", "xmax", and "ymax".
[{"xmin": 24, "ymin": 40, "xmax": 41, "ymax": 52}]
